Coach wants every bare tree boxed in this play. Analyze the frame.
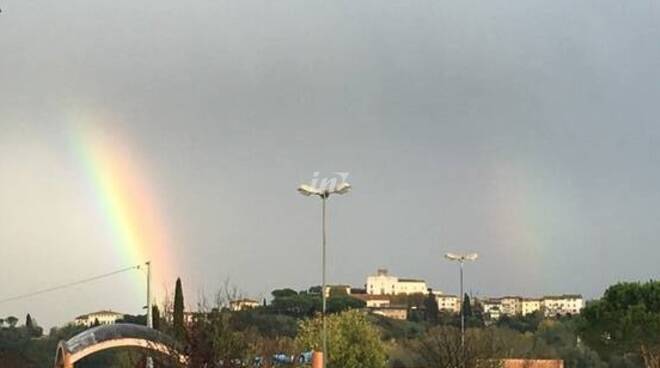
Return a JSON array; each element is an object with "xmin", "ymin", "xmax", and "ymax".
[
  {"xmin": 408, "ymin": 325, "xmax": 504, "ymax": 368},
  {"xmin": 214, "ymin": 278, "xmax": 243, "ymax": 310}
]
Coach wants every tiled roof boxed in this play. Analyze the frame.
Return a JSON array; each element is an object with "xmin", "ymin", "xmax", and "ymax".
[{"xmin": 74, "ymin": 310, "xmax": 124, "ymax": 320}]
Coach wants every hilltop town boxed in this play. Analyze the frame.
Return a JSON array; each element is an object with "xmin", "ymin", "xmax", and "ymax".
[{"xmin": 71, "ymin": 269, "xmax": 583, "ymax": 327}]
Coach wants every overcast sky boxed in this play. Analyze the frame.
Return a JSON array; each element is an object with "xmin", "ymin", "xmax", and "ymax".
[{"xmin": 1, "ymin": 0, "xmax": 659, "ymax": 329}]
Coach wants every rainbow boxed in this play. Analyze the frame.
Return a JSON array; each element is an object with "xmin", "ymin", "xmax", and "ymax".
[
  {"xmin": 68, "ymin": 117, "xmax": 174, "ymax": 298},
  {"xmin": 485, "ymin": 158, "xmax": 582, "ymax": 292}
]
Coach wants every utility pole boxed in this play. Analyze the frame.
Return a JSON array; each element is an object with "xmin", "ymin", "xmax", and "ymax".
[
  {"xmin": 146, "ymin": 261, "xmax": 152, "ymax": 329},
  {"xmin": 321, "ymin": 194, "xmax": 327, "ymax": 368},
  {"xmin": 444, "ymin": 251, "xmax": 478, "ymax": 366},
  {"xmin": 146, "ymin": 261, "xmax": 153, "ymax": 368},
  {"xmin": 298, "ymin": 180, "xmax": 351, "ymax": 368}
]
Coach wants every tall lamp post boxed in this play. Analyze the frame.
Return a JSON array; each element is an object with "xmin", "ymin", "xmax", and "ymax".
[
  {"xmin": 138, "ymin": 261, "xmax": 153, "ymax": 368},
  {"xmin": 444, "ymin": 252, "xmax": 478, "ymax": 348},
  {"xmin": 298, "ymin": 181, "xmax": 351, "ymax": 368}
]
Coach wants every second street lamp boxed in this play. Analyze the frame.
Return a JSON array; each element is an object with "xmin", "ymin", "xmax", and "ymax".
[
  {"xmin": 444, "ymin": 252, "xmax": 478, "ymax": 349},
  {"xmin": 298, "ymin": 181, "xmax": 351, "ymax": 368}
]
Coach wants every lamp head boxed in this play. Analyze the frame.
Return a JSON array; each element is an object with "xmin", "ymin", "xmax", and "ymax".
[
  {"xmin": 444, "ymin": 252, "xmax": 479, "ymax": 262},
  {"xmin": 464, "ymin": 253, "xmax": 479, "ymax": 261},
  {"xmin": 445, "ymin": 253, "xmax": 461, "ymax": 261},
  {"xmin": 334, "ymin": 182, "xmax": 351, "ymax": 195},
  {"xmin": 298, "ymin": 184, "xmax": 320, "ymax": 196}
]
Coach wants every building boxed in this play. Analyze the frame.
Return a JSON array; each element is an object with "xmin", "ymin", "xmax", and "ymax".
[
  {"xmin": 73, "ymin": 310, "xmax": 124, "ymax": 327},
  {"xmin": 500, "ymin": 296, "xmax": 522, "ymax": 316},
  {"xmin": 541, "ymin": 295, "xmax": 583, "ymax": 317},
  {"xmin": 435, "ymin": 294, "xmax": 460, "ymax": 313},
  {"xmin": 324, "ymin": 284, "xmax": 352, "ymax": 297},
  {"xmin": 366, "ymin": 269, "xmax": 427, "ymax": 295},
  {"xmin": 350, "ymin": 294, "xmax": 391, "ymax": 308},
  {"xmin": 482, "ymin": 299, "xmax": 502, "ymax": 320},
  {"xmin": 371, "ymin": 306, "xmax": 408, "ymax": 320},
  {"xmin": 229, "ymin": 298, "xmax": 261, "ymax": 311},
  {"xmin": 501, "ymin": 359, "xmax": 564, "ymax": 368},
  {"xmin": 522, "ymin": 298, "xmax": 542, "ymax": 316}
]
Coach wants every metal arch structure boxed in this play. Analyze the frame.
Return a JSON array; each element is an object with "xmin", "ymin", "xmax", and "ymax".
[{"xmin": 54, "ymin": 323, "xmax": 187, "ymax": 368}]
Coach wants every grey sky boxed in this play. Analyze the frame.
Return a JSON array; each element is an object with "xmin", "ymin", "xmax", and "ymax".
[{"xmin": 1, "ymin": 0, "xmax": 659, "ymax": 329}]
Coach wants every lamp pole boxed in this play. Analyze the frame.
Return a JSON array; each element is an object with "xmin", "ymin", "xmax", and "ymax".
[
  {"xmin": 298, "ymin": 181, "xmax": 351, "ymax": 368},
  {"xmin": 444, "ymin": 252, "xmax": 478, "ymax": 350},
  {"xmin": 321, "ymin": 194, "xmax": 327, "ymax": 368},
  {"xmin": 146, "ymin": 261, "xmax": 153, "ymax": 368},
  {"xmin": 146, "ymin": 261, "xmax": 152, "ymax": 329},
  {"xmin": 459, "ymin": 260, "xmax": 464, "ymax": 347}
]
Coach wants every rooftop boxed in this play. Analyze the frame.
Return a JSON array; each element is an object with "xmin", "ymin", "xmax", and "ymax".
[
  {"xmin": 74, "ymin": 310, "xmax": 124, "ymax": 320},
  {"xmin": 398, "ymin": 278, "xmax": 426, "ymax": 283},
  {"xmin": 543, "ymin": 294, "xmax": 583, "ymax": 300}
]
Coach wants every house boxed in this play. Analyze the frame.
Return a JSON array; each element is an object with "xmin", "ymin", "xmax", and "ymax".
[
  {"xmin": 500, "ymin": 296, "xmax": 522, "ymax": 316},
  {"xmin": 371, "ymin": 306, "xmax": 408, "ymax": 320},
  {"xmin": 522, "ymin": 298, "xmax": 542, "ymax": 316},
  {"xmin": 366, "ymin": 269, "xmax": 427, "ymax": 295},
  {"xmin": 73, "ymin": 310, "xmax": 124, "ymax": 327},
  {"xmin": 229, "ymin": 298, "xmax": 261, "ymax": 311},
  {"xmin": 482, "ymin": 299, "xmax": 502, "ymax": 320},
  {"xmin": 350, "ymin": 294, "xmax": 392, "ymax": 308},
  {"xmin": 435, "ymin": 294, "xmax": 460, "ymax": 313},
  {"xmin": 324, "ymin": 285, "xmax": 352, "ymax": 297},
  {"xmin": 541, "ymin": 295, "xmax": 583, "ymax": 317},
  {"xmin": 501, "ymin": 359, "xmax": 564, "ymax": 368}
]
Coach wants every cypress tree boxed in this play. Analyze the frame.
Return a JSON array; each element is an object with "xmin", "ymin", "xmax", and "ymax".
[
  {"xmin": 424, "ymin": 290, "xmax": 439, "ymax": 324},
  {"xmin": 152, "ymin": 305, "xmax": 161, "ymax": 331},
  {"xmin": 25, "ymin": 313, "xmax": 33, "ymax": 330},
  {"xmin": 173, "ymin": 277, "xmax": 185, "ymax": 341},
  {"xmin": 462, "ymin": 293, "xmax": 473, "ymax": 318}
]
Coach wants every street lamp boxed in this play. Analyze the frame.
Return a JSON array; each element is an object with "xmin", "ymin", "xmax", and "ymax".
[
  {"xmin": 137, "ymin": 261, "xmax": 153, "ymax": 368},
  {"xmin": 444, "ymin": 252, "xmax": 478, "ymax": 348},
  {"xmin": 298, "ymin": 181, "xmax": 351, "ymax": 368}
]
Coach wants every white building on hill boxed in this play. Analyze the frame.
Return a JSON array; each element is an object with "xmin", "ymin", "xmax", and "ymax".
[
  {"xmin": 522, "ymin": 298, "xmax": 542, "ymax": 316},
  {"xmin": 435, "ymin": 294, "xmax": 460, "ymax": 313},
  {"xmin": 73, "ymin": 310, "xmax": 124, "ymax": 327},
  {"xmin": 229, "ymin": 298, "xmax": 261, "ymax": 311},
  {"xmin": 542, "ymin": 295, "xmax": 583, "ymax": 317},
  {"xmin": 482, "ymin": 299, "xmax": 502, "ymax": 319},
  {"xmin": 366, "ymin": 269, "xmax": 427, "ymax": 295}
]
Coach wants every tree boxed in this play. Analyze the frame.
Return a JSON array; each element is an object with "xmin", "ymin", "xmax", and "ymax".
[
  {"xmin": 173, "ymin": 277, "xmax": 186, "ymax": 342},
  {"xmin": 408, "ymin": 325, "xmax": 502, "ymax": 368},
  {"xmin": 117, "ymin": 313, "xmax": 146, "ymax": 325},
  {"xmin": 308, "ymin": 286, "xmax": 322, "ymax": 295},
  {"xmin": 152, "ymin": 305, "xmax": 161, "ymax": 331},
  {"xmin": 581, "ymin": 281, "xmax": 660, "ymax": 368},
  {"xmin": 187, "ymin": 309, "xmax": 252, "ymax": 368},
  {"xmin": 424, "ymin": 290, "xmax": 439, "ymax": 324},
  {"xmin": 497, "ymin": 311, "xmax": 544, "ymax": 333},
  {"xmin": 326, "ymin": 296, "xmax": 365, "ymax": 314},
  {"xmin": 271, "ymin": 288, "xmax": 298, "ymax": 298},
  {"xmin": 463, "ymin": 293, "xmax": 473, "ymax": 318},
  {"xmin": 25, "ymin": 314, "xmax": 33, "ymax": 330},
  {"xmin": 6, "ymin": 316, "xmax": 18, "ymax": 328},
  {"xmin": 24, "ymin": 314, "xmax": 42, "ymax": 337},
  {"xmin": 328, "ymin": 286, "xmax": 349, "ymax": 297},
  {"xmin": 296, "ymin": 309, "xmax": 386, "ymax": 368},
  {"xmin": 269, "ymin": 291, "xmax": 321, "ymax": 318}
]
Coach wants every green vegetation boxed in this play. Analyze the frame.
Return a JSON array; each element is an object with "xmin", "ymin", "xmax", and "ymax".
[
  {"xmin": 1, "ymin": 279, "xmax": 658, "ymax": 368},
  {"xmin": 581, "ymin": 281, "xmax": 660, "ymax": 368},
  {"xmin": 296, "ymin": 309, "xmax": 387, "ymax": 368}
]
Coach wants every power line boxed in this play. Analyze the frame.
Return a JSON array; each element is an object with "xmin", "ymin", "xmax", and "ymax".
[{"xmin": 0, "ymin": 264, "xmax": 142, "ymax": 305}]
